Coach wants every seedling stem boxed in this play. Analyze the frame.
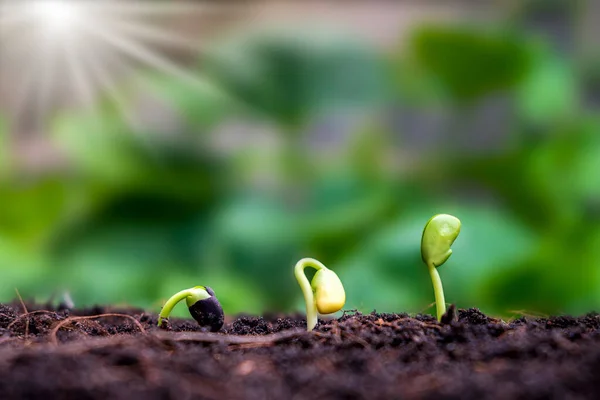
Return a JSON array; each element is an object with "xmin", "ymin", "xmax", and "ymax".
[
  {"xmin": 157, "ymin": 286, "xmax": 211, "ymax": 326},
  {"xmin": 295, "ymin": 257, "xmax": 345, "ymax": 331},
  {"xmin": 427, "ymin": 262, "xmax": 446, "ymax": 320}
]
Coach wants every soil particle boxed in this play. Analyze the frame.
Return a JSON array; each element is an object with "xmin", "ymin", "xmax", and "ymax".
[
  {"xmin": 230, "ymin": 316, "xmax": 272, "ymax": 335},
  {"xmin": 458, "ymin": 307, "xmax": 497, "ymax": 325},
  {"xmin": 0, "ymin": 304, "xmax": 18, "ymax": 330},
  {"xmin": 1, "ymin": 304, "xmax": 600, "ymax": 399}
]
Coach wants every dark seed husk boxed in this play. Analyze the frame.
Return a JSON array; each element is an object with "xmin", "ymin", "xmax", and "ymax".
[{"xmin": 188, "ymin": 288, "xmax": 224, "ymax": 332}]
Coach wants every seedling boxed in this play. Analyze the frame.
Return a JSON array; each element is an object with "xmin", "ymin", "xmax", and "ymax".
[
  {"xmin": 294, "ymin": 257, "xmax": 346, "ymax": 331},
  {"xmin": 157, "ymin": 286, "xmax": 224, "ymax": 332},
  {"xmin": 421, "ymin": 214, "xmax": 461, "ymax": 321}
]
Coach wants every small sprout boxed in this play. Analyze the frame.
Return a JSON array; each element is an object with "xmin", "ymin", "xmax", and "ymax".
[
  {"xmin": 421, "ymin": 214, "xmax": 461, "ymax": 321},
  {"xmin": 294, "ymin": 258, "xmax": 346, "ymax": 331},
  {"xmin": 157, "ymin": 286, "xmax": 224, "ymax": 332}
]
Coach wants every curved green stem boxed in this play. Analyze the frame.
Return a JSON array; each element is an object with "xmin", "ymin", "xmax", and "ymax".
[
  {"xmin": 428, "ymin": 262, "xmax": 446, "ymax": 321},
  {"xmin": 294, "ymin": 258, "xmax": 326, "ymax": 331},
  {"xmin": 158, "ymin": 286, "xmax": 209, "ymax": 326}
]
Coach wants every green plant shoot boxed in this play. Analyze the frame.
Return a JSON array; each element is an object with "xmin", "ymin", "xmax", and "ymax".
[
  {"xmin": 157, "ymin": 286, "xmax": 224, "ymax": 332},
  {"xmin": 421, "ymin": 214, "xmax": 461, "ymax": 321},
  {"xmin": 294, "ymin": 258, "xmax": 346, "ymax": 331}
]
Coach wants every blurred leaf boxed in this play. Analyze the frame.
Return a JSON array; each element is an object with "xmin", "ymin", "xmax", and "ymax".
[
  {"xmin": 525, "ymin": 118, "xmax": 600, "ymax": 223},
  {"xmin": 0, "ymin": 178, "xmax": 68, "ymax": 247},
  {"xmin": 208, "ymin": 195, "xmax": 301, "ymax": 310},
  {"xmin": 0, "ymin": 236, "xmax": 52, "ymax": 302},
  {"xmin": 442, "ymin": 146, "xmax": 569, "ymax": 230},
  {"xmin": 341, "ymin": 256, "xmax": 421, "ymax": 313},
  {"xmin": 0, "ymin": 116, "xmax": 8, "ymax": 176},
  {"xmin": 140, "ymin": 73, "xmax": 235, "ymax": 129},
  {"xmin": 51, "ymin": 102, "xmax": 225, "ymax": 247},
  {"xmin": 480, "ymin": 227, "xmax": 600, "ymax": 316},
  {"xmin": 215, "ymin": 196, "xmax": 299, "ymax": 250},
  {"xmin": 53, "ymin": 100, "xmax": 225, "ymax": 195},
  {"xmin": 54, "ymin": 223, "xmax": 194, "ymax": 307},
  {"xmin": 517, "ymin": 53, "xmax": 578, "ymax": 124},
  {"xmin": 204, "ymin": 29, "xmax": 386, "ymax": 129},
  {"xmin": 585, "ymin": 228, "xmax": 600, "ymax": 310},
  {"xmin": 299, "ymin": 175, "xmax": 398, "ymax": 265},
  {"xmin": 409, "ymin": 26, "xmax": 533, "ymax": 101},
  {"xmin": 53, "ymin": 109, "xmax": 149, "ymax": 183},
  {"xmin": 389, "ymin": 54, "xmax": 448, "ymax": 105}
]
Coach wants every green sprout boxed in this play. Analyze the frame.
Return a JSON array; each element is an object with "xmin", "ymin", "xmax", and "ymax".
[
  {"xmin": 157, "ymin": 286, "xmax": 224, "ymax": 332},
  {"xmin": 294, "ymin": 257, "xmax": 346, "ymax": 331},
  {"xmin": 421, "ymin": 214, "xmax": 461, "ymax": 321}
]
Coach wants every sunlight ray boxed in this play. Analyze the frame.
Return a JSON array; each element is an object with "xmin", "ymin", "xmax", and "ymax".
[
  {"xmin": 77, "ymin": 41, "xmax": 140, "ymax": 129},
  {"xmin": 82, "ymin": 1, "xmax": 238, "ymax": 16},
  {"xmin": 33, "ymin": 34, "xmax": 60, "ymax": 128},
  {"xmin": 0, "ymin": 0, "xmax": 233, "ymax": 135},
  {"xmin": 12, "ymin": 47, "xmax": 45, "ymax": 129},
  {"xmin": 104, "ymin": 17, "xmax": 206, "ymax": 51},
  {"xmin": 74, "ymin": 45, "xmax": 133, "ymax": 136},
  {"xmin": 76, "ymin": 42, "xmax": 167, "ymax": 163},
  {"xmin": 79, "ymin": 20, "xmax": 218, "ymax": 95},
  {"xmin": 62, "ymin": 37, "xmax": 96, "ymax": 111}
]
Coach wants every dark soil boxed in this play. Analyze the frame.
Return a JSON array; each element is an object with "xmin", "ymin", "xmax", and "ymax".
[{"xmin": 1, "ymin": 302, "xmax": 600, "ymax": 400}]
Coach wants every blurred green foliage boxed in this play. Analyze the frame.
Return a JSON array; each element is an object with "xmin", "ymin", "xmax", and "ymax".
[
  {"xmin": 203, "ymin": 29, "xmax": 386, "ymax": 130},
  {"xmin": 409, "ymin": 26, "xmax": 533, "ymax": 102},
  {"xmin": 1, "ymin": 11, "xmax": 600, "ymax": 318}
]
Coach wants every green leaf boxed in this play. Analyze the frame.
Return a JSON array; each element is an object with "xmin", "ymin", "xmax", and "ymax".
[
  {"xmin": 480, "ymin": 226, "xmax": 600, "ymax": 316},
  {"xmin": 204, "ymin": 28, "xmax": 386, "ymax": 129},
  {"xmin": 409, "ymin": 26, "xmax": 533, "ymax": 101},
  {"xmin": 0, "ymin": 178, "xmax": 69, "ymax": 247},
  {"xmin": 0, "ymin": 236, "xmax": 52, "ymax": 302},
  {"xmin": 525, "ymin": 118, "xmax": 600, "ymax": 223},
  {"xmin": 0, "ymin": 116, "xmax": 8, "ymax": 176},
  {"xmin": 53, "ymin": 224, "xmax": 193, "ymax": 307},
  {"xmin": 52, "ymin": 109, "xmax": 148, "ymax": 183},
  {"xmin": 517, "ymin": 54, "xmax": 578, "ymax": 124},
  {"xmin": 140, "ymin": 72, "xmax": 235, "ymax": 129},
  {"xmin": 208, "ymin": 196, "xmax": 301, "ymax": 309}
]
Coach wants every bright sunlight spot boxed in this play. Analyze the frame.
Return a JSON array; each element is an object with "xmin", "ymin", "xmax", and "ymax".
[
  {"xmin": 0, "ymin": 0, "xmax": 235, "ymax": 131},
  {"xmin": 30, "ymin": 0, "xmax": 81, "ymax": 33}
]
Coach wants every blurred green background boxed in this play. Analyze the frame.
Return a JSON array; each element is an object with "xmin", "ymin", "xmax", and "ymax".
[{"xmin": 1, "ymin": 0, "xmax": 599, "ymax": 318}]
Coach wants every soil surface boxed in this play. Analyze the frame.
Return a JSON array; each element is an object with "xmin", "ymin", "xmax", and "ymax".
[{"xmin": 1, "ymin": 301, "xmax": 599, "ymax": 400}]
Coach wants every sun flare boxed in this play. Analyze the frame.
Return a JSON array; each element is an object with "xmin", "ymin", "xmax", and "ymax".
[
  {"xmin": 31, "ymin": 0, "xmax": 81, "ymax": 33},
  {"xmin": 0, "ymin": 0, "xmax": 238, "ymax": 133}
]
